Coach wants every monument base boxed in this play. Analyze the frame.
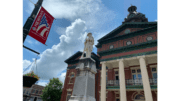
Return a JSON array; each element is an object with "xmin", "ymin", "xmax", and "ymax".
[
  {"xmin": 69, "ymin": 95, "xmax": 96, "ymax": 101},
  {"xmin": 69, "ymin": 58, "xmax": 97, "ymax": 101}
]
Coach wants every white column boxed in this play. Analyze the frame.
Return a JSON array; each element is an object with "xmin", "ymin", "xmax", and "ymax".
[
  {"xmin": 118, "ymin": 59, "xmax": 127, "ymax": 101},
  {"xmin": 100, "ymin": 62, "xmax": 106, "ymax": 101},
  {"xmin": 137, "ymin": 56, "xmax": 153, "ymax": 101}
]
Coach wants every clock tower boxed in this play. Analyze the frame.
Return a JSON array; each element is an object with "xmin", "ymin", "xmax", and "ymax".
[{"xmin": 122, "ymin": 5, "xmax": 148, "ymax": 23}]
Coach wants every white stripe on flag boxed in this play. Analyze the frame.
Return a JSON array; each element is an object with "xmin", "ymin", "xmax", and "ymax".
[
  {"xmin": 37, "ymin": 24, "xmax": 46, "ymax": 32},
  {"xmin": 40, "ymin": 28, "xmax": 48, "ymax": 37}
]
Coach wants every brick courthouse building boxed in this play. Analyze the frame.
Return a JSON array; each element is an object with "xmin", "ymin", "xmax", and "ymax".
[{"xmin": 61, "ymin": 5, "xmax": 157, "ymax": 101}]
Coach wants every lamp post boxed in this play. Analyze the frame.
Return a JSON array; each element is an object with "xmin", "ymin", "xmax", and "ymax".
[{"xmin": 23, "ymin": 0, "xmax": 43, "ymax": 43}]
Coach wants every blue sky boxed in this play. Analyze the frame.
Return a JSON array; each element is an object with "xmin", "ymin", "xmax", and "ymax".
[{"xmin": 23, "ymin": 0, "xmax": 157, "ymax": 86}]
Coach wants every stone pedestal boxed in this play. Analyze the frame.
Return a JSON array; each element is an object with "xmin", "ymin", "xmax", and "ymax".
[{"xmin": 69, "ymin": 57, "xmax": 97, "ymax": 101}]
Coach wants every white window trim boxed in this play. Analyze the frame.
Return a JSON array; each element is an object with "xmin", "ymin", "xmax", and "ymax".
[
  {"xmin": 115, "ymin": 94, "xmax": 120, "ymax": 100},
  {"xmin": 114, "ymin": 91, "xmax": 120, "ymax": 101},
  {"xmin": 66, "ymin": 90, "xmax": 72, "ymax": 101},
  {"xmin": 131, "ymin": 68, "xmax": 142, "ymax": 79},
  {"xmin": 68, "ymin": 72, "xmax": 76, "ymax": 84},
  {"xmin": 149, "ymin": 64, "xmax": 157, "ymax": 68},
  {"xmin": 67, "ymin": 88, "xmax": 72, "ymax": 91},
  {"xmin": 114, "ymin": 69, "xmax": 119, "ymax": 71},
  {"xmin": 68, "ymin": 72, "xmax": 76, "ymax": 78},
  {"xmin": 114, "ymin": 70, "xmax": 119, "ymax": 81},
  {"xmin": 151, "ymin": 66, "xmax": 157, "ymax": 78},
  {"xmin": 68, "ymin": 78, "xmax": 74, "ymax": 84}
]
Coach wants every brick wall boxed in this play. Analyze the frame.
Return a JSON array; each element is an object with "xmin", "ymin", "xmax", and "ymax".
[
  {"xmin": 60, "ymin": 68, "xmax": 77, "ymax": 101},
  {"xmin": 98, "ymin": 31, "xmax": 157, "ymax": 52}
]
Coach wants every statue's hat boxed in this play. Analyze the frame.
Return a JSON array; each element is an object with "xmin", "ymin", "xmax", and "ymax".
[{"xmin": 87, "ymin": 33, "xmax": 92, "ymax": 36}]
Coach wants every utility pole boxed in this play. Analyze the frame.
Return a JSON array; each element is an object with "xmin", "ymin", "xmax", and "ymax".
[{"xmin": 23, "ymin": 0, "xmax": 43, "ymax": 43}]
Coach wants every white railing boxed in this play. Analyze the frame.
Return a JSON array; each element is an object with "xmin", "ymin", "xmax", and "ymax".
[{"xmin": 106, "ymin": 78, "xmax": 157, "ymax": 86}]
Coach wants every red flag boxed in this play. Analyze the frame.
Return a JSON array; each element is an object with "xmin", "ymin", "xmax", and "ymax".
[{"xmin": 29, "ymin": 7, "xmax": 54, "ymax": 44}]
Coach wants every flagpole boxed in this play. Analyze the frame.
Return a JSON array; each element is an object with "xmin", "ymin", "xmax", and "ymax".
[{"xmin": 23, "ymin": 0, "xmax": 43, "ymax": 43}]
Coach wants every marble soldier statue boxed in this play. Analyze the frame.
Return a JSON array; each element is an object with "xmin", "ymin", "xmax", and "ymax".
[
  {"xmin": 69, "ymin": 32, "xmax": 97, "ymax": 101},
  {"xmin": 81, "ymin": 33, "xmax": 94, "ymax": 58}
]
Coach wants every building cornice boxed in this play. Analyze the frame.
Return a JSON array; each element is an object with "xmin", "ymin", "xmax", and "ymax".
[
  {"xmin": 96, "ymin": 25, "xmax": 157, "ymax": 48},
  {"xmin": 98, "ymin": 40, "xmax": 157, "ymax": 57},
  {"xmin": 100, "ymin": 50, "xmax": 157, "ymax": 62}
]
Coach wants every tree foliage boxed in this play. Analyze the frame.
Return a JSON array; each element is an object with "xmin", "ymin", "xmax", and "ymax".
[{"xmin": 40, "ymin": 78, "xmax": 63, "ymax": 101}]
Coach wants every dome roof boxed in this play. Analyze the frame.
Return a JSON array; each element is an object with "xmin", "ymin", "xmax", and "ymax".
[{"xmin": 123, "ymin": 5, "xmax": 148, "ymax": 23}]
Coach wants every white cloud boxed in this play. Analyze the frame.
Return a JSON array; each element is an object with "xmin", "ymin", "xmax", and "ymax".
[
  {"xmin": 43, "ymin": 0, "xmax": 101, "ymax": 20},
  {"xmin": 58, "ymin": 72, "xmax": 66, "ymax": 84},
  {"xmin": 55, "ymin": 27, "xmax": 66, "ymax": 35},
  {"xmin": 23, "ymin": 60, "xmax": 33, "ymax": 74},
  {"xmin": 43, "ymin": 0, "xmax": 116, "ymax": 50},
  {"xmin": 23, "ymin": 60, "xmax": 31, "ymax": 69},
  {"xmin": 24, "ymin": 0, "xmax": 117, "ymax": 83},
  {"xmin": 93, "ymin": 31, "xmax": 110, "ymax": 48},
  {"xmin": 42, "ymin": 0, "xmax": 115, "ymax": 30},
  {"xmin": 33, "ymin": 19, "xmax": 87, "ymax": 80},
  {"xmin": 26, "ymin": 0, "xmax": 116, "ymax": 40},
  {"xmin": 36, "ymin": 80, "xmax": 49, "ymax": 87},
  {"xmin": 36, "ymin": 71, "xmax": 66, "ymax": 86}
]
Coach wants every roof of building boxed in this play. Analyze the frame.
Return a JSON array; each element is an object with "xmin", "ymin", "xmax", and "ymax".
[
  {"xmin": 64, "ymin": 51, "xmax": 100, "ymax": 64},
  {"xmin": 31, "ymin": 84, "xmax": 45, "ymax": 89},
  {"xmin": 96, "ymin": 22, "xmax": 157, "ymax": 46}
]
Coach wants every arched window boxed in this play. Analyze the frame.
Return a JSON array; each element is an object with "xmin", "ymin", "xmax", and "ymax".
[
  {"xmin": 70, "ymin": 74, "xmax": 74, "ymax": 78},
  {"xmin": 134, "ymin": 94, "xmax": 145, "ymax": 100},
  {"xmin": 69, "ymin": 72, "xmax": 75, "ymax": 78},
  {"xmin": 69, "ymin": 78, "xmax": 73, "ymax": 83},
  {"xmin": 69, "ymin": 72, "xmax": 75, "ymax": 84}
]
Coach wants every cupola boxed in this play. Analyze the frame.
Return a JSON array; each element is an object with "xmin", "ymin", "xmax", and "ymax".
[{"xmin": 122, "ymin": 5, "xmax": 148, "ymax": 23}]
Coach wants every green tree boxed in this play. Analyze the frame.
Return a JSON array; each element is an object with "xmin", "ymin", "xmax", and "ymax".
[{"xmin": 40, "ymin": 78, "xmax": 63, "ymax": 101}]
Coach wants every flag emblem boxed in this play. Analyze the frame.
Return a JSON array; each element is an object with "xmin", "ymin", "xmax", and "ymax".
[
  {"xmin": 36, "ymin": 14, "xmax": 49, "ymax": 38},
  {"xmin": 28, "ymin": 7, "xmax": 54, "ymax": 44}
]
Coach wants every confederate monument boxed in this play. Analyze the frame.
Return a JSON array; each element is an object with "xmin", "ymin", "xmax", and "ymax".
[
  {"xmin": 69, "ymin": 33, "xmax": 97, "ymax": 101},
  {"xmin": 81, "ymin": 33, "xmax": 94, "ymax": 58}
]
